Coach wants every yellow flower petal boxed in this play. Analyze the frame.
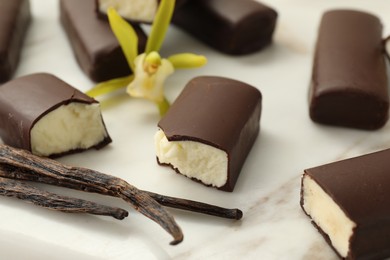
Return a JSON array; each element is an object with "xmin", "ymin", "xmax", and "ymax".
[
  {"xmin": 107, "ymin": 7, "xmax": 138, "ymax": 71},
  {"xmin": 87, "ymin": 75, "xmax": 134, "ymax": 97},
  {"xmin": 167, "ymin": 53, "xmax": 207, "ymax": 69},
  {"xmin": 145, "ymin": 0, "xmax": 176, "ymax": 53}
]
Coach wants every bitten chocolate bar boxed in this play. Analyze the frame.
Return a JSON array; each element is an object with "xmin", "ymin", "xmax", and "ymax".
[
  {"xmin": 0, "ymin": 0, "xmax": 31, "ymax": 82},
  {"xmin": 96, "ymin": 0, "xmax": 188, "ymax": 24},
  {"xmin": 0, "ymin": 73, "xmax": 111, "ymax": 157},
  {"xmin": 155, "ymin": 76, "xmax": 261, "ymax": 192},
  {"xmin": 301, "ymin": 149, "xmax": 390, "ymax": 259},
  {"xmin": 172, "ymin": 0, "xmax": 277, "ymax": 55},
  {"xmin": 309, "ymin": 10, "xmax": 389, "ymax": 130},
  {"xmin": 60, "ymin": 0, "xmax": 147, "ymax": 82}
]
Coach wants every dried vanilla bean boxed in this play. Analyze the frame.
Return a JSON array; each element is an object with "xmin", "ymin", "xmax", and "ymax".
[
  {"xmin": 0, "ymin": 144, "xmax": 244, "ymax": 244},
  {"xmin": 0, "ymin": 163, "xmax": 243, "ymax": 220},
  {"xmin": 145, "ymin": 191, "xmax": 243, "ymax": 220},
  {"xmin": 0, "ymin": 176, "xmax": 128, "ymax": 220},
  {"xmin": 0, "ymin": 144, "xmax": 183, "ymax": 245}
]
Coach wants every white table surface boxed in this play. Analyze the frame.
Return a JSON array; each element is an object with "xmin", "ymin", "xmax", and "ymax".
[{"xmin": 1, "ymin": 0, "xmax": 390, "ymax": 259}]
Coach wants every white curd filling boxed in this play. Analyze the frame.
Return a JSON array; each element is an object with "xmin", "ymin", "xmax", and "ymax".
[
  {"xmin": 30, "ymin": 103, "xmax": 108, "ymax": 157},
  {"xmin": 154, "ymin": 129, "xmax": 228, "ymax": 187},
  {"xmin": 302, "ymin": 175, "xmax": 356, "ymax": 258},
  {"xmin": 98, "ymin": 0, "xmax": 158, "ymax": 23}
]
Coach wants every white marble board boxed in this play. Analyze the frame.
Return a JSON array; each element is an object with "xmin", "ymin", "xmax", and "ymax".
[{"xmin": 1, "ymin": 0, "xmax": 390, "ymax": 259}]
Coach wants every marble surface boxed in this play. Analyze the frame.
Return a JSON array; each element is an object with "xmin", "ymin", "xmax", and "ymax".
[{"xmin": 1, "ymin": 0, "xmax": 390, "ymax": 259}]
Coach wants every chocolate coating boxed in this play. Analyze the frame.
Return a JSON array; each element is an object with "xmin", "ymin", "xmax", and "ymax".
[
  {"xmin": 302, "ymin": 149, "xmax": 390, "ymax": 259},
  {"xmin": 158, "ymin": 76, "xmax": 261, "ymax": 191},
  {"xmin": 0, "ymin": 73, "xmax": 111, "ymax": 157},
  {"xmin": 309, "ymin": 10, "xmax": 389, "ymax": 130},
  {"xmin": 172, "ymin": 0, "xmax": 277, "ymax": 55},
  {"xmin": 0, "ymin": 0, "xmax": 31, "ymax": 82},
  {"xmin": 60, "ymin": 0, "xmax": 147, "ymax": 82}
]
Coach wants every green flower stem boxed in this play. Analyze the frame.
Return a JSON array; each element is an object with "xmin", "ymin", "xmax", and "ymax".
[
  {"xmin": 87, "ymin": 75, "xmax": 134, "ymax": 98},
  {"xmin": 157, "ymin": 97, "xmax": 170, "ymax": 116}
]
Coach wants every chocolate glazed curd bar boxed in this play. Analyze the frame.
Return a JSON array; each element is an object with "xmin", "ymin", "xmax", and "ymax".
[
  {"xmin": 155, "ymin": 76, "xmax": 261, "ymax": 192},
  {"xmin": 0, "ymin": 73, "xmax": 111, "ymax": 157},
  {"xmin": 309, "ymin": 10, "xmax": 389, "ymax": 130},
  {"xmin": 172, "ymin": 0, "xmax": 277, "ymax": 55},
  {"xmin": 301, "ymin": 149, "xmax": 390, "ymax": 259},
  {"xmin": 60, "ymin": 0, "xmax": 147, "ymax": 82},
  {"xmin": 0, "ymin": 0, "xmax": 31, "ymax": 82}
]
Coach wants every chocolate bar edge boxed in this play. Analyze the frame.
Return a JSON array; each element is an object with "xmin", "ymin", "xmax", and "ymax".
[
  {"xmin": 301, "ymin": 149, "xmax": 390, "ymax": 259},
  {"xmin": 59, "ymin": 0, "xmax": 147, "ymax": 82},
  {"xmin": 0, "ymin": 0, "xmax": 31, "ymax": 83},
  {"xmin": 0, "ymin": 73, "xmax": 112, "ymax": 158},
  {"xmin": 157, "ymin": 76, "xmax": 262, "ymax": 192},
  {"xmin": 172, "ymin": 0, "xmax": 278, "ymax": 55},
  {"xmin": 308, "ymin": 9, "xmax": 389, "ymax": 130}
]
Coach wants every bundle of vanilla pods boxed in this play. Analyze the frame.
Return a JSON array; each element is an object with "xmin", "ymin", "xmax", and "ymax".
[{"xmin": 0, "ymin": 144, "xmax": 242, "ymax": 245}]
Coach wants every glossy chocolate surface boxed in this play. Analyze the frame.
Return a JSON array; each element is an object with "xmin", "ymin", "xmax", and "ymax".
[
  {"xmin": 0, "ymin": 0, "xmax": 31, "ymax": 82},
  {"xmin": 172, "ymin": 0, "xmax": 277, "ymax": 55},
  {"xmin": 60, "ymin": 0, "xmax": 147, "ymax": 82},
  {"xmin": 302, "ymin": 149, "xmax": 390, "ymax": 259},
  {"xmin": 158, "ymin": 76, "xmax": 262, "ymax": 191},
  {"xmin": 309, "ymin": 10, "xmax": 389, "ymax": 130},
  {"xmin": 0, "ymin": 73, "xmax": 111, "ymax": 156}
]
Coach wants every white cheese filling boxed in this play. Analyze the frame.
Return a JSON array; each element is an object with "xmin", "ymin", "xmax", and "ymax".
[
  {"xmin": 154, "ymin": 129, "xmax": 228, "ymax": 188},
  {"xmin": 302, "ymin": 175, "xmax": 356, "ymax": 258},
  {"xmin": 30, "ymin": 103, "xmax": 108, "ymax": 157},
  {"xmin": 98, "ymin": 0, "xmax": 158, "ymax": 23}
]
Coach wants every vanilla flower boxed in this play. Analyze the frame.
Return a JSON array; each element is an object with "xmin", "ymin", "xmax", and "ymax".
[
  {"xmin": 128, "ymin": 51, "xmax": 174, "ymax": 102},
  {"xmin": 87, "ymin": 0, "xmax": 207, "ymax": 116}
]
